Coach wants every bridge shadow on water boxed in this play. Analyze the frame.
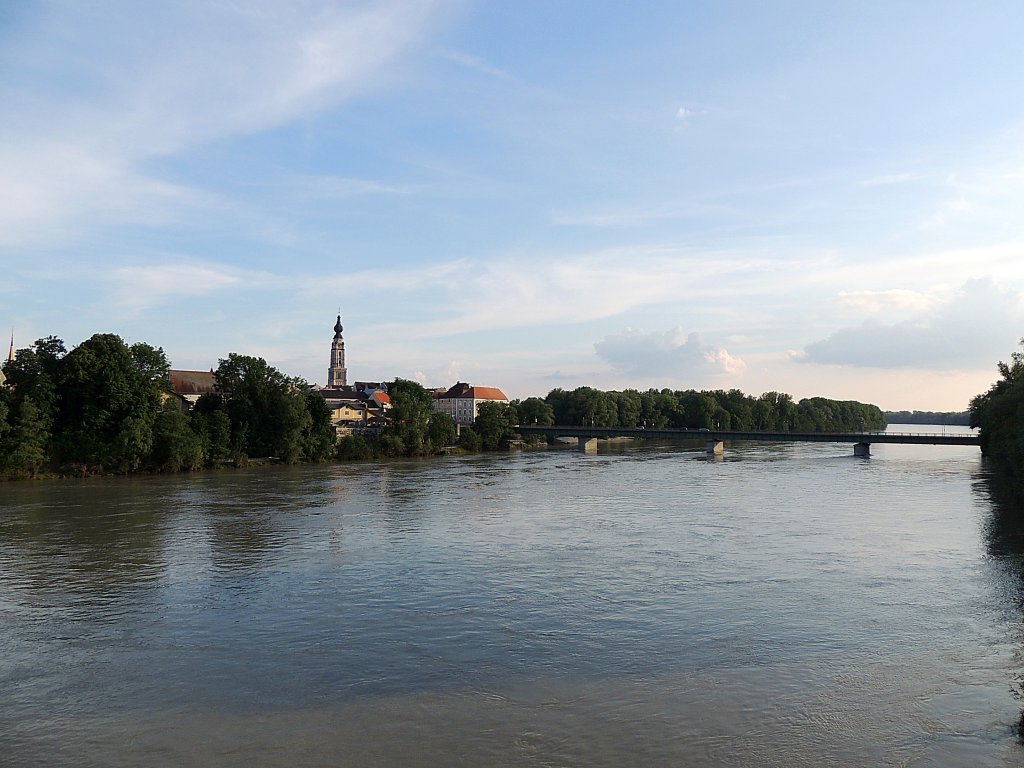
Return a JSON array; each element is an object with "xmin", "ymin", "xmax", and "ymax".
[{"xmin": 974, "ymin": 467, "xmax": 1024, "ymax": 741}]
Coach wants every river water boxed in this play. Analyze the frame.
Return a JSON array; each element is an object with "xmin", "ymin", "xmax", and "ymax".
[{"xmin": 2, "ymin": 428, "xmax": 1023, "ymax": 766}]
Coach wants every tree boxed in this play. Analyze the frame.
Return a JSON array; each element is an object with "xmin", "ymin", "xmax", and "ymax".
[
  {"xmin": 2, "ymin": 396, "xmax": 49, "ymax": 477},
  {"xmin": 150, "ymin": 401, "xmax": 204, "ymax": 472},
  {"xmin": 427, "ymin": 411, "xmax": 457, "ymax": 448},
  {"xmin": 474, "ymin": 401, "xmax": 518, "ymax": 450},
  {"xmin": 192, "ymin": 394, "xmax": 233, "ymax": 464},
  {"xmin": 458, "ymin": 426, "xmax": 482, "ymax": 452},
  {"xmin": 299, "ymin": 392, "xmax": 336, "ymax": 462},
  {"xmin": 212, "ymin": 353, "xmax": 302, "ymax": 459},
  {"xmin": 1, "ymin": 335, "xmax": 65, "ymax": 441},
  {"xmin": 970, "ymin": 340, "xmax": 1024, "ymax": 476},
  {"xmin": 380, "ymin": 378, "xmax": 438, "ymax": 456},
  {"xmin": 516, "ymin": 396, "xmax": 554, "ymax": 426},
  {"xmin": 55, "ymin": 333, "xmax": 165, "ymax": 471}
]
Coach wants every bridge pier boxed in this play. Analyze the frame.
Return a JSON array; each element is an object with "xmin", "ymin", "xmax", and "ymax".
[
  {"xmin": 854, "ymin": 442, "xmax": 870, "ymax": 458},
  {"xmin": 706, "ymin": 440, "xmax": 724, "ymax": 457},
  {"xmin": 578, "ymin": 437, "xmax": 598, "ymax": 453}
]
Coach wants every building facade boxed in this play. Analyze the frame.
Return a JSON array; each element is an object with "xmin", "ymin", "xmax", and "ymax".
[{"xmin": 434, "ymin": 382, "xmax": 509, "ymax": 425}]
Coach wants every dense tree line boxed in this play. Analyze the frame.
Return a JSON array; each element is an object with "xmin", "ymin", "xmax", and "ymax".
[
  {"xmin": 0, "ymin": 335, "xmax": 334, "ymax": 478},
  {"xmin": 2, "ymin": 333, "xmax": 892, "ymax": 475},
  {"xmin": 970, "ymin": 340, "xmax": 1024, "ymax": 478},
  {"xmin": 885, "ymin": 410, "xmax": 970, "ymax": 426},
  {"xmin": 539, "ymin": 387, "xmax": 886, "ymax": 432}
]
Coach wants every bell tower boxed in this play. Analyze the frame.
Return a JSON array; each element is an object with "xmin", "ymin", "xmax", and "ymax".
[{"xmin": 327, "ymin": 314, "xmax": 347, "ymax": 387}]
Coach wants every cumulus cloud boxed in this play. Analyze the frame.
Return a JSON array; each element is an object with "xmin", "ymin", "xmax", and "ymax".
[
  {"xmin": 799, "ymin": 277, "xmax": 1023, "ymax": 369},
  {"xmin": 595, "ymin": 327, "xmax": 745, "ymax": 379}
]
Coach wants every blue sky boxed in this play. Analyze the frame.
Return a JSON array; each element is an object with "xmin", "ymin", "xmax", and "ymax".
[{"xmin": 4, "ymin": 1, "xmax": 1024, "ymax": 410}]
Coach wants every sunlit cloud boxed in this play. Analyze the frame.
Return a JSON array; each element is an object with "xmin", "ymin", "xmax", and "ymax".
[
  {"xmin": 595, "ymin": 327, "xmax": 745, "ymax": 379},
  {"xmin": 836, "ymin": 289, "xmax": 937, "ymax": 315},
  {"xmin": 798, "ymin": 278, "xmax": 1023, "ymax": 369}
]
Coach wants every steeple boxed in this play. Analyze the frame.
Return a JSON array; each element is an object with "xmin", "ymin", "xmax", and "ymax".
[
  {"xmin": 327, "ymin": 313, "xmax": 347, "ymax": 388},
  {"xmin": 6, "ymin": 330, "xmax": 14, "ymax": 364}
]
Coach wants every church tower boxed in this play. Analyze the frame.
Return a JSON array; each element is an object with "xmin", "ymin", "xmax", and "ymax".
[{"xmin": 327, "ymin": 314, "xmax": 347, "ymax": 387}]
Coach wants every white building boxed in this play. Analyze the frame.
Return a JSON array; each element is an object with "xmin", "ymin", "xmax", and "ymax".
[{"xmin": 434, "ymin": 382, "xmax": 509, "ymax": 425}]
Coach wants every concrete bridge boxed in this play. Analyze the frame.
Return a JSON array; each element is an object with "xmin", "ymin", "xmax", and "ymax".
[{"xmin": 514, "ymin": 425, "xmax": 980, "ymax": 457}]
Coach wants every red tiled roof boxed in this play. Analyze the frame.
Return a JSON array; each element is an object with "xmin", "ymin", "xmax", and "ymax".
[
  {"xmin": 169, "ymin": 370, "xmax": 216, "ymax": 395},
  {"xmin": 468, "ymin": 386, "xmax": 507, "ymax": 401},
  {"xmin": 438, "ymin": 382, "xmax": 507, "ymax": 401}
]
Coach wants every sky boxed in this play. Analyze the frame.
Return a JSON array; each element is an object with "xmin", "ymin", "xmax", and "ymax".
[{"xmin": 3, "ymin": 1, "xmax": 1024, "ymax": 410}]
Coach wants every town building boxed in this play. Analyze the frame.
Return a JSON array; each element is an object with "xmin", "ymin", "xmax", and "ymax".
[
  {"xmin": 168, "ymin": 369, "xmax": 217, "ymax": 407},
  {"xmin": 434, "ymin": 382, "xmax": 509, "ymax": 425}
]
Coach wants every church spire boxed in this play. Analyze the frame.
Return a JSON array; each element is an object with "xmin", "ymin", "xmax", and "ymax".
[
  {"xmin": 6, "ymin": 330, "xmax": 14, "ymax": 364},
  {"xmin": 327, "ymin": 312, "xmax": 348, "ymax": 388}
]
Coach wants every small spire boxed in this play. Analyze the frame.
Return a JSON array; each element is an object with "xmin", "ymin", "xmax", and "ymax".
[
  {"xmin": 334, "ymin": 313, "xmax": 343, "ymax": 336},
  {"xmin": 6, "ymin": 330, "xmax": 14, "ymax": 364}
]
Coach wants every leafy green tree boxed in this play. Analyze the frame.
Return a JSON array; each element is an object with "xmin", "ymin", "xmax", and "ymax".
[
  {"xmin": 427, "ymin": 411, "xmax": 457, "ymax": 448},
  {"xmin": 151, "ymin": 401, "xmax": 204, "ymax": 472},
  {"xmin": 2, "ymin": 335, "xmax": 65, "ymax": 440},
  {"xmin": 612, "ymin": 390, "xmax": 643, "ymax": 428},
  {"xmin": 300, "ymin": 392, "xmax": 336, "ymax": 462},
  {"xmin": 381, "ymin": 378, "xmax": 438, "ymax": 456},
  {"xmin": 56, "ymin": 333, "xmax": 166, "ymax": 471},
  {"xmin": 191, "ymin": 393, "xmax": 233, "ymax": 464},
  {"xmin": 474, "ymin": 401, "xmax": 518, "ymax": 450},
  {"xmin": 458, "ymin": 426, "xmax": 482, "ymax": 452},
  {"xmin": 516, "ymin": 396, "xmax": 555, "ymax": 426},
  {"xmin": 337, "ymin": 434, "xmax": 374, "ymax": 460},
  {"xmin": 212, "ymin": 353, "xmax": 305, "ymax": 459},
  {"xmin": 971, "ymin": 340, "xmax": 1024, "ymax": 476},
  {"xmin": 2, "ymin": 396, "xmax": 49, "ymax": 477}
]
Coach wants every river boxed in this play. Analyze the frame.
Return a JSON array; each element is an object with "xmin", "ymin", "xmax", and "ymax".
[{"xmin": 2, "ymin": 427, "xmax": 1022, "ymax": 766}]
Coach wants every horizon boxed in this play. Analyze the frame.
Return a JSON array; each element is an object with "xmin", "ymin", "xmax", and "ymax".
[{"xmin": 4, "ymin": 3, "xmax": 1024, "ymax": 411}]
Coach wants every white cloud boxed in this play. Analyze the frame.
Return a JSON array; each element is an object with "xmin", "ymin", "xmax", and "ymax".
[
  {"xmin": 858, "ymin": 172, "xmax": 927, "ymax": 187},
  {"xmin": 106, "ymin": 263, "xmax": 269, "ymax": 312},
  {"xmin": 800, "ymin": 277, "xmax": 1023, "ymax": 369},
  {"xmin": 437, "ymin": 49, "xmax": 518, "ymax": 82},
  {"xmin": 595, "ymin": 327, "xmax": 745, "ymax": 379},
  {"xmin": 0, "ymin": 1, "xmax": 445, "ymax": 246},
  {"xmin": 836, "ymin": 289, "xmax": 936, "ymax": 315},
  {"xmin": 284, "ymin": 175, "xmax": 418, "ymax": 198}
]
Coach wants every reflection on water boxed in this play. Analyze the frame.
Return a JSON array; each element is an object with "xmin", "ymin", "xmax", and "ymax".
[{"xmin": 1, "ymin": 435, "xmax": 1023, "ymax": 767}]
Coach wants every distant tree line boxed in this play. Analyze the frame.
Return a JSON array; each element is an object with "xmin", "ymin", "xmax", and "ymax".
[
  {"xmin": 0, "ymin": 334, "xmax": 334, "ymax": 478},
  {"xmin": 1, "ymin": 332, "xmax": 890, "ymax": 476},
  {"xmin": 539, "ymin": 387, "xmax": 886, "ymax": 432},
  {"xmin": 970, "ymin": 340, "xmax": 1024, "ymax": 480},
  {"xmin": 885, "ymin": 410, "xmax": 970, "ymax": 426}
]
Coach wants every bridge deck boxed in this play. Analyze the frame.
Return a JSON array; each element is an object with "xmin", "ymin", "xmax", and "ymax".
[{"xmin": 515, "ymin": 425, "xmax": 980, "ymax": 447}]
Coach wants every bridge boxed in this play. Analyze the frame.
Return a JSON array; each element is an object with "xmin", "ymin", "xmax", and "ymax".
[{"xmin": 514, "ymin": 425, "xmax": 981, "ymax": 457}]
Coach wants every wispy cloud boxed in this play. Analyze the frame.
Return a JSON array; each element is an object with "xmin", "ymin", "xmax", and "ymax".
[
  {"xmin": 858, "ymin": 172, "xmax": 927, "ymax": 187},
  {"xmin": 283, "ymin": 174, "xmax": 419, "ymax": 198},
  {"xmin": 836, "ymin": 289, "xmax": 936, "ymax": 315},
  {"xmin": 437, "ymin": 49, "xmax": 519, "ymax": 82},
  {"xmin": 0, "ymin": 1, "xmax": 446, "ymax": 247},
  {"xmin": 106, "ymin": 263, "xmax": 276, "ymax": 312}
]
